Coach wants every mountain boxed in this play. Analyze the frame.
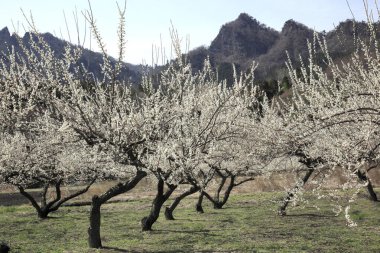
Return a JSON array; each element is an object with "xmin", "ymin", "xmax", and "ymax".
[
  {"xmin": 325, "ymin": 20, "xmax": 379, "ymax": 58},
  {"xmin": 209, "ymin": 13, "xmax": 279, "ymax": 65},
  {"xmin": 0, "ymin": 15, "xmax": 377, "ymax": 95},
  {"xmin": 0, "ymin": 27, "xmax": 143, "ymax": 85},
  {"xmin": 255, "ymin": 19, "xmax": 315, "ymax": 79},
  {"xmin": 187, "ymin": 13, "xmax": 378, "ymax": 89}
]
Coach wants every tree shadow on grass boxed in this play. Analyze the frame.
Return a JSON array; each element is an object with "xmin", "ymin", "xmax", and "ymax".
[
  {"xmin": 147, "ymin": 251, "xmax": 187, "ymax": 253},
  {"xmin": 103, "ymin": 245, "xmax": 195, "ymax": 253},
  {"xmin": 152, "ymin": 249, "xmax": 234, "ymax": 253},
  {"xmin": 221, "ymin": 205, "xmax": 255, "ymax": 210},
  {"xmin": 101, "ymin": 246, "xmax": 139, "ymax": 253},
  {"xmin": 285, "ymin": 213, "xmax": 335, "ymax": 218},
  {"xmin": 155, "ymin": 228, "xmax": 213, "ymax": 234},
  {"xmin": 169, "ymin": 218, "xmax": 209, "ymax": 222},
  {"xmin": 38, "ymin": 216, "xmax": 60, "ymax": 221},
  {"xmin": 219, "ymin": 202, "xmax": 259, "ymax": 209},
  {"xmin": 195, "ymin": 251, "xmax": 239, "ymax": 253},
  {"xmin": 156, "ymin": 227, "xmax": 237, "ymax": 234}
]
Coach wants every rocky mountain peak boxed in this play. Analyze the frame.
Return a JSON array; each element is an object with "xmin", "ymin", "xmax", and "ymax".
[
  {"xmin": 235, "ymin": 13, "xmax": 259, "ymax": 26},
  {"xmin": 209, "ymin": 13, "xmax": 279, "ymax": 63},
  {"xmin": 0, "ymin": 27, "xmax": 10, "ymax": 39},
  {"xmin": 282, "ymin": 19, "xmax": 314, "ymax": 36}
]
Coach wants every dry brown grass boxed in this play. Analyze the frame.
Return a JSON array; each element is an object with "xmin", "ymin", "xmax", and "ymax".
[{"xmin": 1, "ymin": 167, "xmax": 379, "ymax": 206}]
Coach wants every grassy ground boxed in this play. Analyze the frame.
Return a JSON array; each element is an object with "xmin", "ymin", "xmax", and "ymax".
[{"xmin": 0, "ymin": 190, "xmax": 379, "ymax": 253}]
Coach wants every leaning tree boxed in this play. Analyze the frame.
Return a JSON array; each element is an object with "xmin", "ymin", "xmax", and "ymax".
[
  {"xmin": 271, "ymin": 25, "xmax": 380, "ymax": 217},
  {"xmin": 138, "ymin": 48, "xmax": 258, "ymax": 228},
  {"xmin": 50, "ymin": 3, "xmax": 191, "ymax": 248},
  {"xmin": 162, "ymin": 58, "xmax": 276, "ymax": 217},
  {"xmin": 0, "ymin": 29, "xmax": 110, "ymax": 218},
  {"xmin": 0, "ymin": 3, "xmax": 152, "ymax": 248}
]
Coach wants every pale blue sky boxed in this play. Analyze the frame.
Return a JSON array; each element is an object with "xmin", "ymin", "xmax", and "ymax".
[{"xmin": 0, "ymin": 0, "xmax": 376, "ymax": 65}]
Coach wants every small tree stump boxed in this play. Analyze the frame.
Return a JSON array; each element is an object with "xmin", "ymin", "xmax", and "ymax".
[{"xmin": 0, "ymin": 242, "xmax": 10, "ymax": 253}]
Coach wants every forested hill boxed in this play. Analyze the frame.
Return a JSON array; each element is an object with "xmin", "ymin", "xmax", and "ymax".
[
  {"xmin": 0, "ymin": 26, "xmax": 143, "ymax": 85},
  {"xmin": 0, "ymin": 14, "xmax": 377, "ymax": 93}
]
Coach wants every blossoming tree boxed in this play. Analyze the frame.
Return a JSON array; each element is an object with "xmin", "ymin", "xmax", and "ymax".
[{"xmin": 0, "ymin": 29, "xmax": 108, "ymax": 218}]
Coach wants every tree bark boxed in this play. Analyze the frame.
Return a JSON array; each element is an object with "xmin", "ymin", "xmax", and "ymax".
[
  {"xmin": 0, "ymin": 242, "xmax": 10, "ymax": 253},
  {"xmin": 18, "ymin": 185, "xmax": 45, "ymax": 218},
  {"xmin": 41, "ymin": 184, "xmax": 49, "ymax": 208},
  {"xmin": 215, "ymin": 176, "xmax": 227, "ymax": 201},
  {"xmin": 357, "ymin": 170, "xmax": 378, "ymax": 202},
  {"xmin": 278, "ymin": 168, "xmax": 314, "ymax": 216},
  {"xmin": 366, "ymin": 181, "xmax": 378, "ymax": 202},
  {"xmin": 165, "ymin": 185, "xmax": 199, "ymax": 220},
  {"xmin": 141, "ymin": 179, "xmax": 177, "ymax": 231},
  {"xmin": 202, "ymin": 175, "xmax": 236, "ymax": 209},
  {"xmin": 49, "ymin": 178, "xmax": 96, "ymax": 212},
  {"xmin": 88, "ymin": 196, "xmax": 102, "ymax": 248},
  {"xmin": 195, "ymin": 192, "xmax": 205, "ymax": 213},
  {"xmin": 218, "ymin": 175, "xmax": 235, "ymax": 209},
  {"xmin": 18, "ymin": 178, "xmax": 96, "ymax": 219},
  {"xmin": 87, "ymin": 170, "xmax": 147, "ymax": 248}
]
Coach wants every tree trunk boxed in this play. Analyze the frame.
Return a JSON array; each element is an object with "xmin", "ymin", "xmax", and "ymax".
[
  {"xmin": 203, "ymin": 191, "xmax": 222, "ymax": 209},
  {"xmin": 213, "ymin": 201, "xmax": 224, "ymax": 209},
  {"xmin": 366, "ymin": 180, "xmax": 378, "ymax": 202},
  {"xmin": 87, "ymin": 170, "xmax": 147, "ymax": 248},
  {"xmin": 202, "ymin": 175, "xmax": 236, "ymax": 209},
  {"xmin": 357, "ymin": 170, "xmax": 378, "ymax": 202},
  {"xmin": 214, "ymin": 176, "xmax": 227, "ymax": 201},
  {"xmin": 0, "ymin": 242, "xmax": 10, "ymax": 253},
  {"xmin": 41, "ymin": 184, "xmax": 49, "ymax": 208},
  {"xmin": 18, "ymin": 185, "xmax": 45, "ymax": 219},
  {"xmin": 88, "ymin": 196, "xmax": 102, "ymax": 248},
  {"xmin": 218, "ymin": 175, "xmax": 235, "ymax": 209},
  {"xmin": 38, "ymin": 209, "xmax": 50, "ymax": 219},
  {"xmin": 195, "ymin": 192, "xmax": 204, "ymax": 213},
  {"xmin": 141, "ymin": 179, "xmax": 177, "ymax": 231},
  {"xmin": 18, "ymin": 178, "xmax": 96, "ymax": 219},
  {"xmin": 278, "ymin": 169, "xmax": 314, "ymax": 216},
  {"xmin": 165, "ymin": 186, "xmax": 199, "ymax": 220}
]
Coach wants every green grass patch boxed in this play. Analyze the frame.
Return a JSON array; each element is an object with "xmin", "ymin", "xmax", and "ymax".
[
  {"xmin": 0, "ymin": 191, "xmax": 379, "ymax": 252},
  {"xmin": 0, "ymin": 205, "xmax": 17, "ymax": 214}
]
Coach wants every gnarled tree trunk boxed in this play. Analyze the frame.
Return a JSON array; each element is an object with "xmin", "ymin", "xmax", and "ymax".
[
  {"xmin": 196, "ymin": 173, "xmax": 254, "ymax": 212},
  {"xmin": 278, "ymin": 151, "xmax": 325, "ymax": 216},
  {"xmin": 88, "ymin": 170, "xmax": 147, "ymax": 248},
  {"xmin": 165, "ymin": 185, "xmax": 199, "ymax": 220},
  {"xmin": 195, "ymin": 192, "xmax": 205, "ymax": 213},
  {"xmin": 18, "ymin": 178, "xmax": 96, "ymax": 219},
  {"xmin": 357, "ymin": 170, "xmax": 378, "ymax": 202},
  {"xmin": 88, "ymin": 195, "xmax": 102, "ymax": 248},
  {"xmin": 278, "ymin": 168, "xmax": 314, "ymax": 216},
  {"xmin": 141, "ymin": 178, "xmax": 177, "ymax": 231},
  {"xmin": 203, "ymin": 175, "xmax": 236, "ymax": 209}
]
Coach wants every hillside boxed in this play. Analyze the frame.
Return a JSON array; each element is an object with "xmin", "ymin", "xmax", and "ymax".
[
  {"xmin": 188, "ymin": 14, "xmax": 377, "ymax": 90},
  {"xmin": 209, "ymin": 13, "xmax": 279, "ymax": 65},
  {"xmin": 0, "ymin": 27, "xmax": 142, "ymax": 85},
  {"xmin": 0, "ymin": 15, "xmax": 377, "ymax": 94}
]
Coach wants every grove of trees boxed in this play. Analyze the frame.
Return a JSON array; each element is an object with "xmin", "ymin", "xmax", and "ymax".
[{"xmin": 0, "ymin": 2, "xmax": 379, "ymax": 249}]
